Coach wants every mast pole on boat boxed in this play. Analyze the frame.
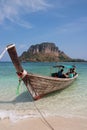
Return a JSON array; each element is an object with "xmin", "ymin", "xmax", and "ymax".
[
  {"xmin": 6, "ymin": 44, "xmax": 23, "ymax": 73},
  {"xmin": 6, "ymin": 44, "xmax": 37, "ymax": 100}
]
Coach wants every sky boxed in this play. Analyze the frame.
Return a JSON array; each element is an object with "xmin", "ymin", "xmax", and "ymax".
[{"xmin": 0, "ymin": 0, "xmax": 87, "ymax": 61}]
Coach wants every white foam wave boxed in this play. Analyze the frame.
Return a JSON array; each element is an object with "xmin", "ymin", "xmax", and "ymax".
[{"xmin": 0, "ymin": 110, "xmax": 32, "ymax": 122}]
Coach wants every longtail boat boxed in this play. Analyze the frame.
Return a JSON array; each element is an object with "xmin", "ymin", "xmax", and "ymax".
[{"xmin": 7, "ymin": 44, "xmax": 78, "ymax": 100}]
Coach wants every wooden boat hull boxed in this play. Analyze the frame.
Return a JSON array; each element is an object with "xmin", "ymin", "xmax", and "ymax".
[
  {"xmin": 23, "ymin": 73, "xmax": 78, "ymax": 99},
  {"xmin": 7, "ymin": 44, "xmax": 78, "ymax": 100}
]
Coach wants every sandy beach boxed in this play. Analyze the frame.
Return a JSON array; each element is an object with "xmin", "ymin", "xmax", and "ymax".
[{"xmin": 0, "ymin": 116, "xmax": 87, "ymax": 130}]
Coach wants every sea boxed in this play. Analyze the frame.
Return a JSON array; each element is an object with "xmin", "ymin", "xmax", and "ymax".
[{"xmin": 0, "ymin": 62, "xmax": 87, "ymax": 122}]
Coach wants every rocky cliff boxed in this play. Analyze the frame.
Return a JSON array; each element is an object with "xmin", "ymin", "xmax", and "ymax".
[{"xmin": 19, "ymin": 42, "xmax": 71, "ymax": 62}]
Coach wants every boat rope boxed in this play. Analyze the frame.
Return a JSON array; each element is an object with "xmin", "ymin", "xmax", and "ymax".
[
  {"xmin": 16, "ymin": 70, "xmax": 28, "ymax": 95},
  {"xmin": 16, "ymin": 78, "xmax": 22, "ymax": 95},
  {"xmin": 16, "ymin": 74, "xmax": 54, "ymax": 130},
  {"xmin": 32, "ymin": 100, "xmax": 55, "ymax": 130},
  {"xmin": 0, "ymin": 47, "xmax": 7, "ymax": 60},
  {"xmin": 17, "ymin": 75, "xmax": 55, "ymax": 130}
]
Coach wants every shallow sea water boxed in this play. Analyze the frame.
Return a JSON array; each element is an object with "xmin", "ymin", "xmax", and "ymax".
[{"xmin": 0, "ymin": 62, "xmax": 87, "ymax": 121}]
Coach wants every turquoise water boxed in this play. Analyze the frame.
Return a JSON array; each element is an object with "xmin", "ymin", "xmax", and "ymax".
[{"xmin": 0, "ymin": 62, "xmax": 87, "ymax": 121}]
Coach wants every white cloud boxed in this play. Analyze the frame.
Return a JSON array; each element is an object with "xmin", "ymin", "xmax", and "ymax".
[{"xmin": 0, "ymin": 0, "xmax": 51, "ymax": 28}]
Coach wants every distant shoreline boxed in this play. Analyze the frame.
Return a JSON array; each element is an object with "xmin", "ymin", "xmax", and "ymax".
[{"xmin": 0, "ymin": 60, "xmax": 87, "ymax": 63}]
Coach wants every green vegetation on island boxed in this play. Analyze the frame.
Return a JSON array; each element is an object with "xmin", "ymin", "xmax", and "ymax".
[{"xmin": 19, "ymin": 42, "xmax": 86, "ymax": 62}]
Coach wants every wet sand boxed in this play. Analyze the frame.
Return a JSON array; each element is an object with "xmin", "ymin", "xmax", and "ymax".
[{"xmin": 0, "ymin": 116, "xmax": 87, "ymax": 130}]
